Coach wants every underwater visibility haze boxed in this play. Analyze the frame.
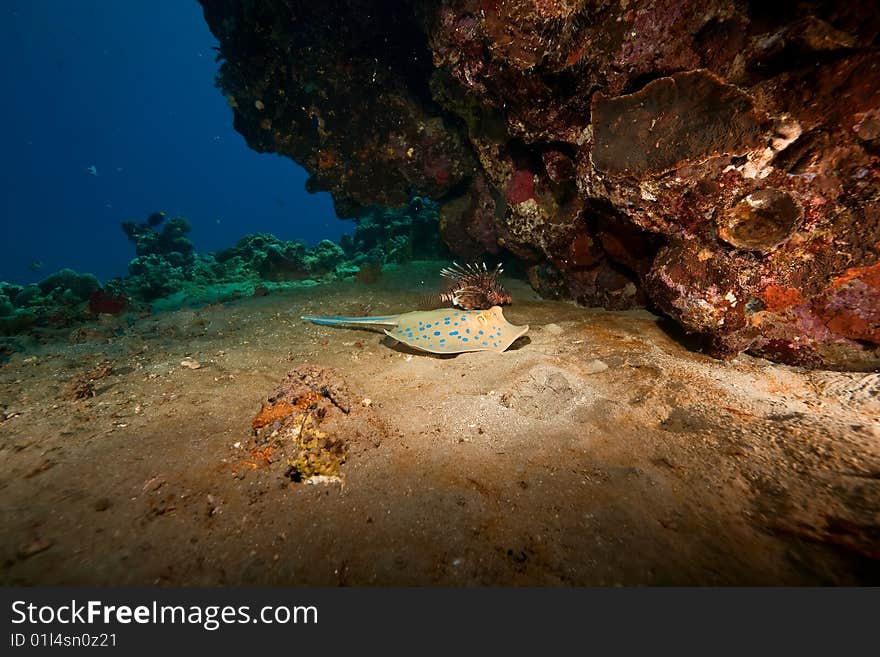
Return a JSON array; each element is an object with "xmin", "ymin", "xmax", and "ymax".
[
  {"xmin": 0, "ymin": 0, "xmax": 345, "ymax": 286},
  {"xmin": 1, "ymin": 1, "xmax": 879, "ymax": 588}
]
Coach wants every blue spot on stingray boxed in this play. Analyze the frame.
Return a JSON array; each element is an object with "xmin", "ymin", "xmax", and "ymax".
[
  {"xmin": 433, "ymin": 331, "xmax": 440, "ymax": 336},
  {"xmin": 439, "ymin": 338, "xmax": 446, "ymax": 343},
  {"xmin": 449, "ymin": 331, "xmax": 458, "ymax": 335},
  {"xmin": 465, "ymin": 328, "xmax": 470, "ymax": 334},
  {"xmin": 478, "ymin": 330, "xmax": 484, "ymax": 335},
  {"xmin": 483, "ymin": 341, "xmax": 488, "ymax": 346},
  {"xmin": 426, "ymin": 323, "xmax": 432, "ymax": 328},
  {"xmin": 462, "ymin": 338, "xmax": 469, "ymax": 342}
]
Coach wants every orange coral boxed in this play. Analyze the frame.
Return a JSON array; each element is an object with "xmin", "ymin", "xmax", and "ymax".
[
  {"xmin": 291, "ymin": 391, "xmax": 321, "ymax": 410},
  {"xmin": 252, "ymin": 392, "xmax": 323, "ymax": 430},
  {"xmin": 252, "ymin": 401, "xmax": 297, "ymax": 430},
  {"xmin": 759, "ymin": 285, "xmax": 805, "ymax": 311},
  {"xmin": 317, "ymin": 150, "xmax": 336, "ymax": 169},
  {"xmin": 249, "ymin": 446, "xmax": 274, "ymax": 467},
  {"xmin": 234, "ymin": 446, "xmax": 275, "ymax": 472},
  {"xmin": 825, "ymin": 310, "xmax": 878, "ymax": 342},
  {"xmin": 830, "ymin": 262, "xmax": 880, "ymax": 290}
]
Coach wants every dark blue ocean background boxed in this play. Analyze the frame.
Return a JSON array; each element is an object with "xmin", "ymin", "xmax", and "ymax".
[{"xmin": 0, "ymin": 0, "xmax": 347, "ymax": 286}]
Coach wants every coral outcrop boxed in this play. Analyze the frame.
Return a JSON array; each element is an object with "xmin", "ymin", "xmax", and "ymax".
[
  {"xmin": 122, "ymin": 211, "xmax": 195, "ymax": 264},
  {"xmin": 340, "ymin": 196, "xmax": 449, "ymax": 265},
  {"xmin": 121, "ymin": 212, "xmax": 357, "ymax": 300},
  {"xmin": 199, "ymin": 0, "xmax": 880, "ymax": 368},
  {"xmin": 215, "ymin": 234, "xmax": 309, "ymax": 281},
  {"xmin": 0, "ymin": 270, "xmax": 103, "ymax": 335}
]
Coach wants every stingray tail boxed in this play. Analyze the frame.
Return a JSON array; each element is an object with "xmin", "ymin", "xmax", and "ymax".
[{"xmin": 301, "ymin": 314, "xmax": 399, "ymax": 328}]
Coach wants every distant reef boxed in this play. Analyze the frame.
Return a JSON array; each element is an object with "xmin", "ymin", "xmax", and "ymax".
[
  {"xmin": 0, "ymin": 200, "xmax": 447, "ymax": 347},
  {"xmin": 196, "ymin": 0, "xmax": 880, "ymax": 370}
]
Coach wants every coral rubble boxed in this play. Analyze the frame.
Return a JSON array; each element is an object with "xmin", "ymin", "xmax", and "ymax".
[
  {"xmin": 243, "ymin": 365, "xmax": 385, "ymax": 483},
  {"xmin": 198, "ymin": 0, "xmax": 880, "ymax": 368}
]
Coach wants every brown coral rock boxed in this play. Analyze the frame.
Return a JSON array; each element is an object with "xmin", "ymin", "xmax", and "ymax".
[{"xmin": 591, "ymin": 70, "xmax": 768, "ymax": 177}]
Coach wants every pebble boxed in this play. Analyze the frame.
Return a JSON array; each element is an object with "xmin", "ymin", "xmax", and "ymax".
[
  {"xmin": 305, "ymin": 475, "xmax": 342, "ymax": 485},
  {"xmin": 142, "ymin": 476, "xmax": 165, "ymax": 493},
  {"xmin": 180, "ymin": 357, "xmax": 201, "ymax": 369},
  {"xmin": 583, "ymin": 359, "xmax": 609, "ymax": 374},
  {"xmin": 18, "ymin": 537, "xmax": 53, "ymax": 559}
]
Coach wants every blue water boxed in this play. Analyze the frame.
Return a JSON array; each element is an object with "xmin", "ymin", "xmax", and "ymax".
[{"xmin": 0, "ymin": 0, "xmax": 348, "ymax": 285}]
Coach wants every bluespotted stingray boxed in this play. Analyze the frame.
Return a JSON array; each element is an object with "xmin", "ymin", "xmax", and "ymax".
[{"xmin": 301, "ymin": 306, "xmax": 528, "ymax": 354}]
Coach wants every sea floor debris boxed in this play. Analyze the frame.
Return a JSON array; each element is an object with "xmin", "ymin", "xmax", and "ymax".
[{"xmin": 242, "ymin": 365, "xmax": 385, "ymax": 483}]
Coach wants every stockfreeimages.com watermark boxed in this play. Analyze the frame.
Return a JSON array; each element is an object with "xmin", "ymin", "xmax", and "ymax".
[{"xmin": 10, "ymin": 599, "xmax": 317, "ymax": 632}]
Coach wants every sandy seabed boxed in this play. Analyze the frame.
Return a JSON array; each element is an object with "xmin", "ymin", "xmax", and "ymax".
[{"xmin": 1, "ymin": 262, "xmax": 878, "ymax": 585}]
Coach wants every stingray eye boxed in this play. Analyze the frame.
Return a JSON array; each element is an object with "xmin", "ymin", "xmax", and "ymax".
[{"xmin": 477, "ymin": 313, "xmax": 488, "ymax": 324}]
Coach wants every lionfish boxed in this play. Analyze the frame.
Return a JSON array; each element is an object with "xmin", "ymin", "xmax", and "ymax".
[{"xmin": 437, "ymin": 262, "xmax": 512, "ymax": 310}]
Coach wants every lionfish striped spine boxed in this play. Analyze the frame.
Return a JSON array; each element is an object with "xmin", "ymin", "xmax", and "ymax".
[{"xmin": 438, "ymin": 261, "xmax": 512, "ymax": 310}]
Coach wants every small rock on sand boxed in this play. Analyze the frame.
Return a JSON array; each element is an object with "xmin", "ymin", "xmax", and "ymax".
[
  {"xmin": 18, "ymin": 537, "xmax": 53, "ymax": 559},
  {"xmin": 583, "ymin": 359, "xmax": 609, "ymax": 374}
]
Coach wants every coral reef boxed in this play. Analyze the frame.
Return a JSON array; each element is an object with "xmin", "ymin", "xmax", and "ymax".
[
  {"xmin": 37, "ymin": 269, "xmax": 101, "ymax": 302},
  {"xmin": 87, "ymin": 289, "xmax": 128, "ymax": 316},
  {"xmin": 340, "ymin": 196, "xmax": 448, "ymax": 265},
  {"xmin": 215, "ymin": 233, "xmax": 309, "ymax": 281},
  {"xmin": 122, "ymin": 213, "xmax": 353, "ymax": 300},
  {"xmin": 0, "ymin": 207, "xmax": 444, "ymax": 342},
  {"xmin": 0, "ymin": 270, "xmax": 103, "ymax": 335},
  {"xmin": 198, "ymin": 0, "xmax": 880, "ymax": 368},
  {"xmin": 122, "ymin": 211, "xmax": 195, "ymax": 265},
  {"xmin": 125, "ymin": 254, "xmax": 189, "ymax": 301},
  {"xmin": 121, "ymin": 212, "xmax": 199, "ymax": 300},
  {"xmin": 307, "ymin": 239, "xmax": 345, "ymax": 273}
]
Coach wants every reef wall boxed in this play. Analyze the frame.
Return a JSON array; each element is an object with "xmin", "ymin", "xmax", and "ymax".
[{"xmin": 198, "ymin": 0, "xmax": 880, "ymax": 369}]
